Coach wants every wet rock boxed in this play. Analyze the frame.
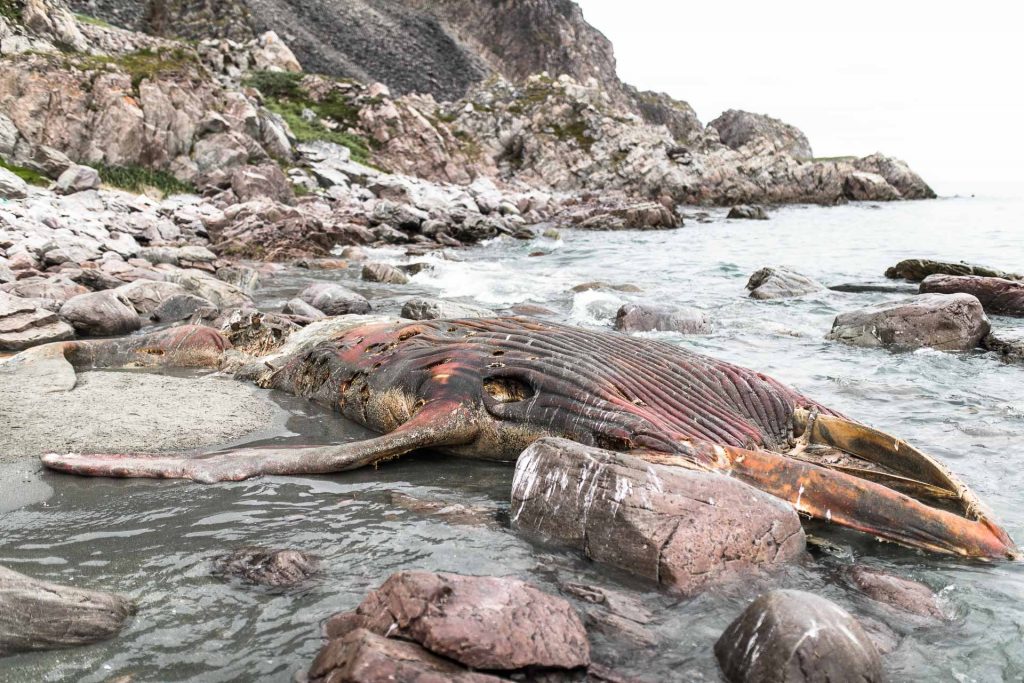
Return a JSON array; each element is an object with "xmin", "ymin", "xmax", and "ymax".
[
  {"xmin": 0, "ymin": 167, "xmax": 28, "ymax": 199},
  {"xmin": 215, "ymin": 265, "xmax": 261, "ymax": 293},
  {"xmin": 614, "ymin": 303, "xmax": 712, "ymax": 334},
  {"xmin": 386, "ymin": 491, "xmax": 497, "ymax": 527},
  {"xmin": 230, "ymin": 164, "xmax": 295, "ymax": 205},
  {"xmin": 715, "ymin": 590, "xmax": 882, "ymax": 683},
  {"xmin": 59, "ymin": 291, "xmax": 142, "ymax": 337},
  {"xmin": 829, "ymin": 281, "xmax": 919, "ymax": 295},
  {"xmin": 983, "ymin": 331, "xmax": 1024, "ymax": 365},
  {"xmin": 572, "ymin": 281, "xmax": 642, "ymax": 293},
  {"xmin": 848, "ymin": 566, "xmax": 944, "ymax": 620},
  {"xmin": 827, "ymin": 293, "xmax": 990, "ymax": 352},
  {"xmin": 54, "ymin": 164, "xmax": 101, "ymax": 195},
  {"xmin": 309, "ymin": 628, "xmax": 505, "ymax": 683},
  {"xmin": 212, "ymin": 547, "xmax": 318, "ymax": 587},
  {"xmin": 843, "ymin": 171, "xmax": 902, "ymax": 201},
  {"xmin": 511, "ymin": 438, "xmax": 806, "ymax": 594},
  {"xmin": 400, "ymin": 297, "xmax": 495, "ymax": 320},
  {"xmin": 920, "ymin": 274, "xmax": 1024, "ymax": 317},
  {"xmin": 0, "ymin": 564, "xmax": 134, "ymax": 656},
  {"xmin": 282, "ymin": 298, "xmax": 326, "ymax": 320},
  {"xmin": 324, "ymin": 571, "xmax": 590, "ymax": 671},
  {"xmin": 113, "ymin": 280, "xmax": 189, "ymax": 316},
  {"xmin": 727, "ymin": 204, "xmax": 768, "ymax": 220},
  {"xmin": 507, "ymin": 303, "xmax": 557, "ymax": 316},
  {"xmin": 295, "ymin": 258, "xmax": 349, "ymax": 270},
  {"xmin": 339, "ymin": 246, "xmax": 368, "ymax": 261},
  {"xmin": 0, "ymin": 292, "xmax": 75, "ymax": 351},
  {"xmin": 298, "ymin": 283, "xmax": 372, "ymax": 316},
  {"xmin": 746, "ymin": 267, "xmax": 823, "ymax": 300},
  {"xmin": 162, "ymin": 269, "xmax": 254, "ymax": 309},
  {"xmin": 563, "ymin": 583, "xmax": 656, "ymax": 646},
  {"xmin": 884, "ymin": 258, "xmax": 1021, "ymax": 282},
  {"xmin": 361, "ymin": 262, "xmax": 409, "ymax": 285},
  {"xmin": 222, "ymin": 309, "xmax": 299, "ymax": 356},
  {"xmin": 152, "ymin": 294, "xmax": 216, "ymax": 323}
]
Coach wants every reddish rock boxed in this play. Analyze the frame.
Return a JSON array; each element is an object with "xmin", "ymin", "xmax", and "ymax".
[
  {"xmin": 511, "ymin": 438, "xmax": 806, "ymax": 594},
  {"xmin": 308, "ymin": 628, "xmax": 506, "ymax": 683},
  {"xmin": 920, "ymin": 274, "xmax": 1024, "ymax": 317},
  {"xmin": 848, "ymin": 566, "xmax": 945, "ymax": 620},
  {"xmin": 324, "ymin": 571, "xmax": 590, "ymax": 671},
  {"xmin": 885, "ymin": 259, "xmax": 1021, "ymax": 282},
  {"xmin": 827, "ymin": 293, "xmax": 990, "ymax": 351}
]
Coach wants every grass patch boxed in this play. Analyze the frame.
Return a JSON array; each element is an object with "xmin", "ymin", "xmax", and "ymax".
[
  {"xmin": 245, "ymin": 71, "xmax": 373, "ymax": 164},
  {"xmin": 74, "ymin": 13, "xmax": 114, "ymax": 28},
  {"xmin": 550, "ymin": 118, "xmax": 595, "ymax": 150},
  {"xmin": 96, "ymin": 164, "xmax": 194, "ymax": 196},
  {"xmin": 0, "ymin": 157, "xmax": 49, "ymax": 186},
  {"xmin": 78, "ymin": 47, "xmax": 202, "ymax": 90},
  {"xmin": 0, "ymin": 0, "xmax": 20, "ymax": 24}
]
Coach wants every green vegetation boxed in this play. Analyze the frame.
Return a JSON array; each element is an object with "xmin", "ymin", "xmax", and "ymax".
[
  {"xmin": 0, "ymin": 0, "xmax": 21, "ymax": 24},
  {"xmin": 244, "ymin": 71, "xmax": 373, "ymax": 164},
  {"xmin": 0, "ymin": 157, "xmax": 49, "ymax": 186},
  {"xmin": 74, "ymin": 13, "xmax": 114, "ymax": 28},
  {"xmin": 78, "ymin": 47, "xmax": 202, "ymax": 90},
  {"xmin": 550, "ymin": 118, "xmax": 595, "ymax": 151},
  {"xmin": 96, "ymin": 164, "xmax": 194, "ymax": 196}
]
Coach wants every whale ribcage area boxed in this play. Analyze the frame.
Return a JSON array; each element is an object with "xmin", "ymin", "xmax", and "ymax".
[{"xmin": 400, "ymin": 317, "xmax": 838, "ymax": 457}]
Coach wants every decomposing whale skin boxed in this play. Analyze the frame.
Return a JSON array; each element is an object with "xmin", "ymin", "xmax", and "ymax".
[{"xmin": 34, "ymin": 317, "xmax": 1019, "ymax": 560}]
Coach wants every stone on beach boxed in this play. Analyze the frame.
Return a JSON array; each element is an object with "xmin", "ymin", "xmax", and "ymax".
[
  {"xmin": 59, "ymin": 290, "xmax": 142, "ymax": 337},
  {"xmin": 322, "ymin": 570, "xmax": 590, "ymax": 672},
  {"xmin": 613, "ymin": 302, "xmax": 712, "ymax": 334},
  {"xmin": 400, "ymin": 297, "xmax": 495, "ymax": 320},
  {"xmin": 114, "ymin": 280, "xmax": 189, "ymax": 316},
  {"xmin": 885, "ymin": 259, "xmax": 1021, "ymax": 282},
  {"xmin": 826, "ymin": 293, "xmax": 990, "ymax": 352},
  {"xmin": 151, "ymin": 293, "xmax": 217, "ymax": 323},
  {"xmin": 510, "ymin": 438, "xmax": 806, "ymax": 594},
  {"xmin": 212, "ymin": 547, "xmax": 319, "ymax": 587},
  {"xmin": 0, "ymin": 292, "xmax": 75, "ymax": 351},
  {"xmin": 746, "ymin": 266, "xmax": 823, "ymax": 300},
  {"xmin": 920, "ymin": 274, "xmax": 1024, "ymax": 317},
  {"xmin": 282, "ymin": 297, "xmax": 327, "ymax": 320},
  {"xmin": 308, "ymin": 628, "xmax": 505, "ymax": 683},
  {"xmin": 714, "ymin": 590, "xmax": 882, "ymax": 683},
  {"xmin": 298, "ymin": 283, "xmax": 372, "ymax": 315},
  {"xmin": 0, "ymin": 167, "xmax": 29, "ymax": 199},
  {"xmin": 361, "ymin": 262, "xmax": 409, "ymax": 284},
  {"xmin": 0, "ymin": 565, "xmax": 134, "ymax": 657},
  {"xmin": 54, "ymin": 164, "xmax": 101, "ymax": 195},
  {"xmin": 848, "ymin": 566, "xmax": 945, "ymax": 620}
]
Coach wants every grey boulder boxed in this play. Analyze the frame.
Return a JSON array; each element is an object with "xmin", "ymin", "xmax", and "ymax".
[
  {"xmin": 827, "ymin": 293, "xmax": 990, "ymax": 351},
  {"xmin": 59, "ymin": 291, "xmax": 142, "ymax": 337},
  {"xmin": 55, "ymin": 165, "xmax": 101, "ymax": 195},
  {"xmin": 747, "ymin": 266, "xmax": 824, "ymax": 300},
  {"xmin": 0, "ymin": 292, "xmax": 75, "ymax": 351},
  {"xmin": 0, "ymin": 167, "xmax": 28, "ymax": 199},
  {"xmin": 400, "ymin": 297, "xmax": 495, "ymax": 320},
  {"xmin": 152, "ymin": 294, "xmax": 216, "ymax": 323},
  {"xmin": 298, "ymin": 283, "xmax": 371, "ymax": 315},
  {"xmin": 715, "ymin": 590, "xmax": 881, "ymax": 683},
  {"xmin": 361, "ymin": 262, "xmax": 409, "ymax": 285},
  {"xmin": 614, "ymin": 302, "xmax": 712, "ymax": 334}
]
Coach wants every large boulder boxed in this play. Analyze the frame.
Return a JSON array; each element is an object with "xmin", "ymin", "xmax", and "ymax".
[
  {"xmin": 298, "ymin": 283, "xmax": 371, "ymax": 315},
  {"xmin": 2, "ymin": 278, "xmax": 88, "ymax": 307},
  {"xmin": 919, "ymin": 274, "xmax": 1024, "ymax": 317},
  {"xmin": 54, "ymin": 164, "xmax": 101, "ymax": 195},
  {"xmin": 710, "ymin": 110, "xmax": 813, "ymax": 160},
  {"xmin": 848, "ymin": 566, "xmax": 944, "ymax": 620},
  {"xmin": 113, "ymin": 280, "xmax": 189, "ymax": 316},
  {"xmin": 322, "ymin": 571, "xmax": 589, "ymax": 672},
  {"xmin": 727, "ymin": 204, "xmax": 768, "ymax": 220},
  {"xmin": 843, "ymin": 171, "xmax": 901, "ymax": 201},
  {"xmin": 613, "ymin": 303, "xmax": 712, "ymax": 334},
  {"xmin": 309, "ymin": 628, "xmax": 504, "ymax": 683},
  {"xmin": 827, "ymin": 293, "xmax": 990, "ymax": 352},
  {"xmin": 714, "ymin": 590, "xmax": 882, "ymax": 683},
  {"xmin": 400, "ymin": 297, "xmax": 495, "ymax": 320},
  {"xmin": 162, "ymin": 270, "xmax": 254, "ymax": 309},
  {"xmin": 0, "ymin": 292, "xmax": 75, "ymax": 351},
  {"xmin": 282, "ymin": 298, "xmax": 327, "ymax": 320},
  {"xmin": 361, "ymin": 262, "xmax": 409, "ymax": 285},
  {"xmin": 884, "ymin": 259, "xmax": 1021, "ymax": 282},
  {"xmin": 855, "ymin": 153, "xmax": 936, "ymax": 199},
  {"xmin": 0, "ymin": 167, "xmax": 28, "ymax": 199},
  {"xmin": 0, "ymin": 565, "xmax": 134, "ymax": 657},
  {"xmin": 746, "ymin": 266, "xmax": 824, "ymax": 300},
  {"xmin": 230, "ymin": 164, "xmax": 295, "ymax": 205},
  {"xmin": 510, "ymin": 438, "xmax": 806, "ymax": 594},
  {"xmin": 59, "ymin": 291, "xmax": 142, "ymax": 337},
  {"xmin": 151, "ymin": 294, "xmax": 216, "ymax": 323}
]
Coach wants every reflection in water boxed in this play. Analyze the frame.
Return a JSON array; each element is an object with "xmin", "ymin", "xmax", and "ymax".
[{"xmin": 4, "ymin": 198, "xmax": 1024, "ymax": 681}]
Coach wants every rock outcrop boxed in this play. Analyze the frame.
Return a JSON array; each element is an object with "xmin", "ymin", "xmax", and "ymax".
[
  {"xmin": 511, "ymin": 438, "xmax": 806, "ymax": 594},
  {"xmin": 710, "ymin": 109, "xmax": 813, "ymax": 161},
  {"xmin": 827, "ymin": 293, "xmax": 991, "ymax": 352}
]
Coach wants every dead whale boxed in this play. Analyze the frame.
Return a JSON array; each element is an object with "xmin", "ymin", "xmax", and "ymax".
[{"xmin": 30, "ymin": 317, "xmax": 1019, "ymax": 560}]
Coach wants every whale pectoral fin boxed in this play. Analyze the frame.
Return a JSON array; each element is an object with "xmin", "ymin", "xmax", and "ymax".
[{"xmin": 41, "ymin": 400, "xmax": 480, "ymax": 483}]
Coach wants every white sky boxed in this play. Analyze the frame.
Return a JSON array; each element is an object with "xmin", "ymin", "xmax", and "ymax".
[{"xmin": 575, "ymin": 0, "xmax": 1023, "ymax": 198}]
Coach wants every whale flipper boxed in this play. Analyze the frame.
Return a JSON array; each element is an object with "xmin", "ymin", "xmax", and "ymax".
[{"xmin": 41, "ymin": 401, "xmax": 479, "ymax": 483}]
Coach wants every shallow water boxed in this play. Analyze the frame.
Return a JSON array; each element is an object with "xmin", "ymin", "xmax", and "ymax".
[{"xmin": 4, "ymin": 197, "xmax": 1024, "ymax": 682}]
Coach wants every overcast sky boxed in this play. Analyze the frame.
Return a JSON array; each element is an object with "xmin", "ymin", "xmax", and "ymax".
[{"xmin": 575, "ymin": 0, "xmax": 1023, "ymax": 198}]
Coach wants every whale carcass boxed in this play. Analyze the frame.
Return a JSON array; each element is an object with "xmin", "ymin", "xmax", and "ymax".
[{"xmin": 32, "ymin": 317, "xmax": 1019, "ymax": 560}]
